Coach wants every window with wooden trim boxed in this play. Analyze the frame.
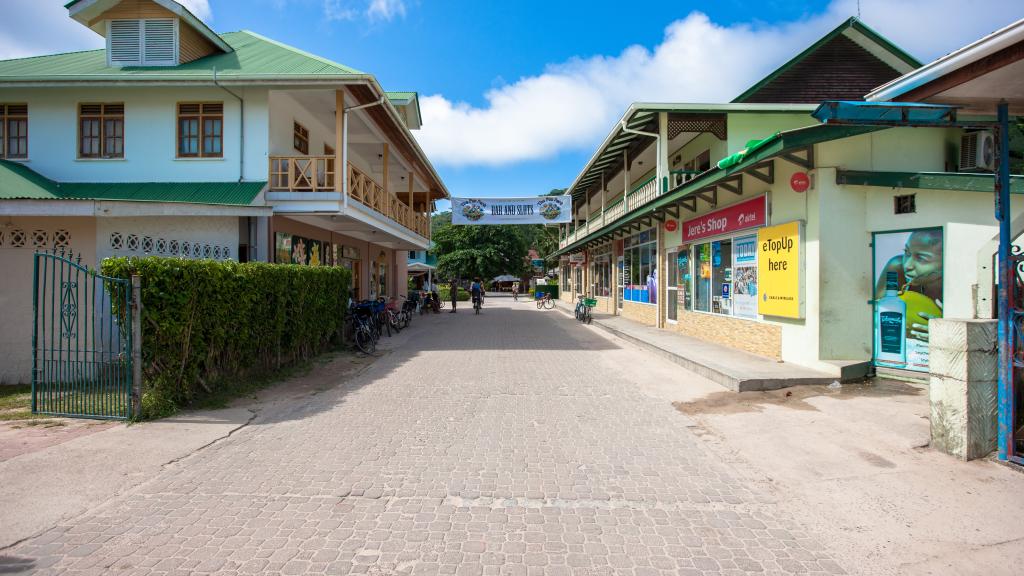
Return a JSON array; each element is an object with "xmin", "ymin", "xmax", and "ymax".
[
  {"xmin": 1, "ymin": 104, "xmax": 28, "ymax": 159},
  {"xmin": 294, "ymin": 121, "xmax": 309, "ymax": 155},
  {"xmin": 78, "ymin": 103, "xmax": 124, "ymax": 159},
  {"xmin": 177, "ymin": 102, "xmax": 223, "ymax": 158}
]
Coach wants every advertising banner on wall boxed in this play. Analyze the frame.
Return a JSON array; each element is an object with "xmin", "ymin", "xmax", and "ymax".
[
  {"xmin": 757, "ymin": 221, "xmax": 803, "ymax": 319},
  {"xmin": 872, "ymin": 228, "xmax": 943, "ymax": 372},
  {"xmin": 682, "ymin": 195, "xmax": 767, "ymax": 243},
  {"xmin": 451, "ymin": 196, "xmax": 572, "ymax": 225},
  {"xmin": 732, "ymin": 234, "xmax": 758, "ymax": 319},
  {"xmin": 275, "ymin": 232, "xmax": 338, "ymax": 266}
]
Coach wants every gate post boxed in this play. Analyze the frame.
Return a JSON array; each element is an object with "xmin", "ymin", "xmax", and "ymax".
[{"xmin": 131, "ymin": 275, "xmax": 143, "ymax": 419}]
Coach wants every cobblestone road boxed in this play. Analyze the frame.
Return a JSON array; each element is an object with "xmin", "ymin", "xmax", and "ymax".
[{"xmin": 2, "ymin": 297, "xmax": 846, "ymax": 575}]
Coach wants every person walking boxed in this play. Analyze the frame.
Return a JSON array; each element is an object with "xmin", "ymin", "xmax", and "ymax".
[{"xmin": 449, "ymin": 277, "xmax": 459, "ymax": 313}]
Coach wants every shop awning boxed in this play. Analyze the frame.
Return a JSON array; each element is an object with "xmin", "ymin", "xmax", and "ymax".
[
  {"xmin": 812, "ymin": 100, "xmax": 961, "ymax": 126},
  {"xmin": 836, "ymin": 170, "xmax": 1024, "ymax": 193},
  {"xmin": 554, "ymin": 123, "xmax": 880, "ymax": 257}
]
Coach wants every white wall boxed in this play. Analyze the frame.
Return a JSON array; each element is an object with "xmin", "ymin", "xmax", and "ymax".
[
  {"xmin": 726, "ymin": 112, "xmax": 815, "ymax": 155},
  {"xmin": 95, "ymin": 216, "xmax": 241, "ymax": 264},
  {"xmin": 0, "ymin": 86, "xmax": 269, "ymax": 183}
]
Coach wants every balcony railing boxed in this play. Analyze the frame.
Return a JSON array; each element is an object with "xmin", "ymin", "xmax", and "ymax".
[
  {"xmin": 626, "ymin": 176, "xmax": 659, "ymax": 213},
  {"xmin": 268, "ymin": 156, "xmax": 429, "ymax": 239}
]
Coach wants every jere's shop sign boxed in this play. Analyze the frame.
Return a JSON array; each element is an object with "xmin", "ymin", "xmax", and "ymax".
[
  {"xmin": 757, "ymin": 221, "xmax": 804, "ymax": 319},
  {"xmin": 682, "ymin": 195, "xmax": 767, "ymax": 242}
]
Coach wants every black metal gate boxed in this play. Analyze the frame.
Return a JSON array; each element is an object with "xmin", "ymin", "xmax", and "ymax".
[{"xmin": 32, "ymin": 249, "xmax": 135, "ymax": 419}]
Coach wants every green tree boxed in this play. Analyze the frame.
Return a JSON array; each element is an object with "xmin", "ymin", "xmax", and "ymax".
[{"xmin": 432, "ymin": 213, "xmax": 530, "ymax": 281}]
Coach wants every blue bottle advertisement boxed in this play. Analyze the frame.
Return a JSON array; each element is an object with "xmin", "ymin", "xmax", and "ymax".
[{"xmin": 872, "ymin": 229, "xmax": 943, "ymax": 371}]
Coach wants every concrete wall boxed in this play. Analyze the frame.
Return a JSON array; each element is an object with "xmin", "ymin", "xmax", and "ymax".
[
  {"xmin": 94, "ymin": 216, "xmax": 240, "ymax": 263},
  {"xmin": 0, "ymin": 217, "xmax": 97, "ymax": 385},
  {"xmin": 0, "ymin": 86, "xmax": 269, "ymax": 183},
  {"xmin": 726, "ymin": 113, "xmax": 815, "ymax": 154}
]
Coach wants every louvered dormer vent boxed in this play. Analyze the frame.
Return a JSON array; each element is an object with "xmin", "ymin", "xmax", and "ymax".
[{"xmin": 107, "ymin": 18, "xmax": 178, "ymax": 67}]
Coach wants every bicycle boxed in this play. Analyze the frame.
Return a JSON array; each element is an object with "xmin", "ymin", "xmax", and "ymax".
[
  {"xmin": 348, "ymin": 304, "xmax": 377, "ymax": 354},
  {"xmin": 536, "ymin": 292, "xmax": 555, "ymax": 310},
  {"xmin": 575, "ymin": 295, "xmax": 595, "ymax": 324}
]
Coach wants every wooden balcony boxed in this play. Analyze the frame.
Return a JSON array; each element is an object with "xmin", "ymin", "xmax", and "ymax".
[{"xmin": 268, "ymin": 156, "xmax": 430, "ymax": 239}]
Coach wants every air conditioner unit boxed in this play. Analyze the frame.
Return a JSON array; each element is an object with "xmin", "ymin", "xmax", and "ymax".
[{"xmin": 960, "ymin": 131, "xmax": 995, "ymax": 172}]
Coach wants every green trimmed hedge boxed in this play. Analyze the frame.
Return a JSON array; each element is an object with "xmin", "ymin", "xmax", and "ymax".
[
  {"xmin": 102, "ymin": 257, "xmax": 350, "ymax": 419},
  {"xmin": 438, "ymin": 285, "xmax": 471, "ymax": 301}
]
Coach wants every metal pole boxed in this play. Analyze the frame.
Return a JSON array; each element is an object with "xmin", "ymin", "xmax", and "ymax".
[
  {"xmin": 131, "ymin": 275, "xmax": 143, "ymax": 420},
  {"xmin": 996, "ymin": 101, "xmax": 1013, "ymax": 460}
]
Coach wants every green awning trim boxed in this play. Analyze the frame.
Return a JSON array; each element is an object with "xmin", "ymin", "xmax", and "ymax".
[
  {"xmin": 716, "ymin": 134, "xmax": 780, "ymax": 170},
  {"xmin": 554, "ymin": 123, "xmax": 881, "ymax": 257},
  {"xmin": 0, "ymin": 160, "xmax": 266, "ymax": 205},
  {"xmin": 836, "ymin": 170, "xmax": 1024, "ymax": 193}
]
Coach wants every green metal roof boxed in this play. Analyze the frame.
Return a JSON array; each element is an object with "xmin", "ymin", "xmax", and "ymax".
[
  {"xmin": 0, "ymin": 30, "xmax": 364, "ymax": 83},
  {"xmin": 555, "ymin": 123, "xmax": 882, "ymax": 257},
  {"xmin": 836, "ymin": 170, "xmax": 1024, "ymax": 193},
  {"xmin": 0, "ymin": 160, "xmax": 265, "ymax": 205},
  {"xmin": 732, "ymin": 17, "xmax": 922, "ymax": 104}
]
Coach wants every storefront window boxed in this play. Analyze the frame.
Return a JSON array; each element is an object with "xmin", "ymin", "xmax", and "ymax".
[
  {"xmin": 692, "ymin": 236, "xmax": 759, "ymax": 317},
  {"xmin": 574, "ymin": 266, "xmax": 582, "ymax": 295},
  {"xmin": 592, "ymin": 245, "xmax": 612, "ymax": 297},
  {"xmin": 678, "ymin": 248, "xmax": 693, "ymax": 311},
  {"xmin": 561, "ymin": 265, "xmax": 570, "ymax": 291},
  {"xmin": 623, "ymin": 229, "xmax": 657, "ymax": 304}
]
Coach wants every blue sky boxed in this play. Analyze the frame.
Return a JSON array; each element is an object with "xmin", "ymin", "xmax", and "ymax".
[{"xmin": 3, "ymin": 1, "xmax": 1023, "ymax": 209}]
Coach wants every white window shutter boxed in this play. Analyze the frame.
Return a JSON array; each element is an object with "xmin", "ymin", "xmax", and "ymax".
[
  {"xmin": 142, "ymin": 19, "xmax": 177, "ymax": 66},
  {"xmin": 108, "ymin": 20, "xmax": 141, "ymax": 66}
]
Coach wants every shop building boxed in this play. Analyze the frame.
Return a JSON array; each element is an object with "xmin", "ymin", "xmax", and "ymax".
[{"xmin": 554, "ymin": 18, "xmax": 1023, "ymax": 378}]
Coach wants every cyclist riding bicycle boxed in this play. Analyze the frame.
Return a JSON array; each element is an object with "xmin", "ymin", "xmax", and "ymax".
[{"xmin": 470, "ymin": 277, "xmax": 484, "ymax": 313}]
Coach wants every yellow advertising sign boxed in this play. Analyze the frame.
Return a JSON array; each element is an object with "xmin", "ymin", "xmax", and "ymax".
[{"xmin": 757, "ymin": 221, "xmax": 803, "ymax": 318}]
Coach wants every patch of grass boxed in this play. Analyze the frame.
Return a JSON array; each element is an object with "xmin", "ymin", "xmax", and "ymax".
[{"xmin": 0, "ymin": 385, "xmax": 44, "ymax": 421}]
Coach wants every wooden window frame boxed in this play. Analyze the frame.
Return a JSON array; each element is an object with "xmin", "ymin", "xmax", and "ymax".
[
  {"xmin": 78, "ymin": 103, "xmax": 124, "ymax": 159},
  {"xmin": 176, "ymin": 102, "xmax": 223, "ymax": 158},
  {"xmin": 293, "ymin": 121, "xmax": 309, "ymax": 155},
  {"xmin": 0, "ymin": 103, "xmax": 28, "ymax": 160}
]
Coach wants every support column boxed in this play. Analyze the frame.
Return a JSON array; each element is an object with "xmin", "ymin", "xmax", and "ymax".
[
  {"xmin": 657, "ymin": 112, "xmax": 670, "ymax": 193},
  {"xmin": 996, "ymin": 101, "xmax": 1014, "ymax": 461},
  {"xmin": 623, "ymin": 150, "xmax": 630, "ymax": 206},
  {"xmin": 382, "ymin": 143, "xmax": 390, "ymax": 198},
  {"xmin": 335, "ymin": 90, "xmax": 344, "ymax": 193}
]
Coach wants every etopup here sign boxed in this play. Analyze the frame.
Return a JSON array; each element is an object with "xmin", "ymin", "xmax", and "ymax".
[
  {"xmin": 757, "ymin": 221, "xmax": 804, "ymax": 319},
  {"xmin": 452, "ymin": 196, "xmax": 572, "ymax": 225}
]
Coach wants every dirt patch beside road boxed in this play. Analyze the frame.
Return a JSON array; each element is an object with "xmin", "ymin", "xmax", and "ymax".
[{"xmin": 674, "ymin": 378, "xmax": 924, "ymax": 415}]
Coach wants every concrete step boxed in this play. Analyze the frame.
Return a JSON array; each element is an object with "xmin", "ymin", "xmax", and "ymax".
[{"xmin": 557, "ymin": 301, "xmax": 839, "ymax": 392}]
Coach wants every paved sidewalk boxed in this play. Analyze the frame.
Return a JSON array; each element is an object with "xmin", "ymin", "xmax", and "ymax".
[
  {"xmin": 552, "ymin": 300, "xmax": 839, "ymax": 391},
  {"xmin": 1, "ymin": 297, "xmax": 846, "ymax": 576}
]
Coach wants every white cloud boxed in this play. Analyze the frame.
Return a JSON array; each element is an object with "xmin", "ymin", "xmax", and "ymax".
[
  {"xmin": 178, "ymin": 0, "xmax": 213, "ymax": 22},
  {"xmin": 321, "ymin": 0, "xmax": 406, "ymax": 22},
  {"xmin": 367, "ymin": 0, "xmax": 406, "ymax": 21},
  {"xmin": 415, "ymin": 0, "xmax": 1024, "ymax": 168},
  {"xmin": 0, "ymin": 0, "xmax": 103, "ymax": 60},
  {"xmin": 0, "ymin": 0, "xmax": 212, "ymax": 61},
  {"xmin": 323, "ymin": 0, "xmax": 358, "ymax": 21}
]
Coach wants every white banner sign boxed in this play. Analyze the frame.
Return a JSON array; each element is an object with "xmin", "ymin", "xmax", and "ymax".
[{"xmin": 452, "ymin": 195, "xmax": 572, "ymax": 225}]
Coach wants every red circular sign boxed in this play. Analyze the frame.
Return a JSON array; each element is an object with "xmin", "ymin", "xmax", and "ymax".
[
  {"xmin": 664, "ymin": 220, "xmax": 678, "ymax": 232},
  {"xmin": 790, "ymin": 172, "xmax": 810, "ymax": 193}
]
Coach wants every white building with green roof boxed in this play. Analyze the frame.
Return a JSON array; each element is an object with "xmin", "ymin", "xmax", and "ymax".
[{"xmin": 0, "ymin": 0, "xmax": 449, "ymax": 384}]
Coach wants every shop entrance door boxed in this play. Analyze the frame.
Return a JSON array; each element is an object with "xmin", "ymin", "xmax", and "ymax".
[
  {"xmin": 666, "ymin": 249, "xmax": 678, "ymax": 323},
  {"xmin": 616, "ymin": 256, "xmax": 624, "ymax": 311}
]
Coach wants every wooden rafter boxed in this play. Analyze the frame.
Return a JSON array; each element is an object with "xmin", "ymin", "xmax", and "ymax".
[
  {"xmin": 694, "ymin": 188, "xmax": 717, "ymax": 207},
  {"xmin": 748, "ymin": 160, "xmax": 775, "ymax": 184},
  {"xmin": 680, "ymin": 197, "xmax": 698, "ymax": 212},
  {"xmin": 718, "ymin": 175, "xmax": 743, "ymax": 196},
  {"xmin": 780, "ymin": 146, "xmax": 815, "ymax": 170},
  {"xmin": 665, "ymin": 204, "xmax": 680, "ymax": 219}
]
